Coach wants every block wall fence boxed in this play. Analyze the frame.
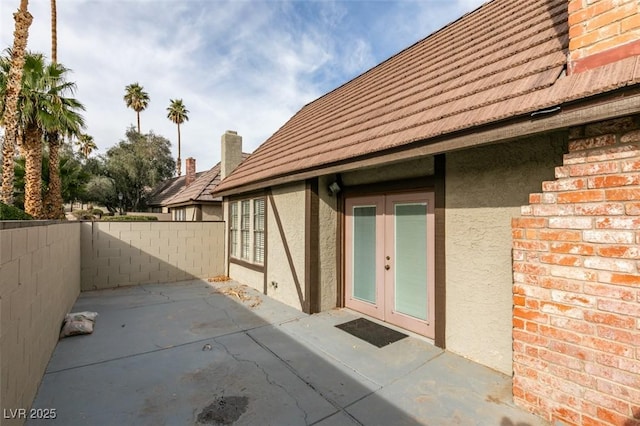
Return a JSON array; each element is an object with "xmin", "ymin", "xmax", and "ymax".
[
  {"xmin": 0, "ymin": 222, "xmax": 81, "ymax": 426},
  {"xmin": 1, "ymin": 221, "xmax": 225, "ymax": 425},
  {"xmin": 512, "ymin": 115, "xmax": 640, "ymax": 425}
]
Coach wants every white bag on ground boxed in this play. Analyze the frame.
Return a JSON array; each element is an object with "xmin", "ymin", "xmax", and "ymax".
[{"xmin": 60, "ymin": 311, "xmax": 98, "ymax": 338}]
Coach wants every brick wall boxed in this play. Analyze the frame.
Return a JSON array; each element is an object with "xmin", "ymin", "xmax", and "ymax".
[
  {"xmin": 568, "ymin": 0, "xmax": 640, "ymax": 73},
  {"xmin": 512, "ymin": 115, "xmax": 640, "ymax": 425}
]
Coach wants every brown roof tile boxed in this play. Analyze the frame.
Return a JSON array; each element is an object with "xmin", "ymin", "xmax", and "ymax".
[
  {"xmin": 164, "ymin": 153, "xmax": 251, "ymax": 206},
  {"xmin": 214, "ymin": 0, "xmax": 640, "ymax": 194}
]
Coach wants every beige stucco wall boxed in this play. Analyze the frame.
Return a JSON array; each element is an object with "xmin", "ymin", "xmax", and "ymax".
[
  {"xmin": 0, "ymin": 222, "xmax": 81, "ymax": 423},
  {"xmin": 266, "ymin": 182, "xmax": 307, "ymax": 310},
  {"xmin": 228, "ymin": 263, "xmax": 263, "ymax": 292},
  {"xmin": 445, "ymin": 133, "xmax": 567, "ymax": 374},
  {"xmin": 318, "ymin": 176, "xmax": 339, "ymax": 311},
  {"xmin": 341, "ymin": 156, "xmax": 435, "ymax": 186},
  {"xmin": 201, "ymin": 204, "xmax": 222, "ymax": 221},
  {"xmin": 81, "ymin": 221, "xmax": 225, "ymax": 290}
]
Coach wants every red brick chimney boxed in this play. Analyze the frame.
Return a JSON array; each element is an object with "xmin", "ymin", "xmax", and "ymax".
[
  {"xmin": 185, "ymin": 157, "xmax": 196, "ymax": 187},
  {"xmin": 568, "ymin": 0, "xmax": 640, "ymax": 74}
]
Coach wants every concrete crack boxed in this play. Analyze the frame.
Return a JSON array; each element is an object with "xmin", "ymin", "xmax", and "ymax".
[{"xmin": 216, "ymin": 337, "xmax": 311, "ymax": 425}]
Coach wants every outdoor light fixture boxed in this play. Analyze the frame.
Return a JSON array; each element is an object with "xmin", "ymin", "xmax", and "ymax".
[{"xmin": 328, "ymin": 181, "xmax": 341, "ymax": 195}]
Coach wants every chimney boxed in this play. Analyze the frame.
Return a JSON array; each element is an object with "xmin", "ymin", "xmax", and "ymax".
[
  {"xmin": 185, "ymin": 157, "xmax": 196, "ymax": 187},
  {"xmin": 568, "ymin": 1, "xmax": 640, "ymax": 74},
  {"xmin": 221, "ymin": 130, "xmax": 242, "ymax": 180}
]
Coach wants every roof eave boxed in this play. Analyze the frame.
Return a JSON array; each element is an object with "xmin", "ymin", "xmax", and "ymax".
[{"xmin": 214, "ymin": 87, "xmax": 640, "ymax": 198}]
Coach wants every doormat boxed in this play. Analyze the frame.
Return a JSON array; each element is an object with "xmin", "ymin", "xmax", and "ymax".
[{"xmin": 335, "ymin": 317, "xmax": 408, "ymax": 348}]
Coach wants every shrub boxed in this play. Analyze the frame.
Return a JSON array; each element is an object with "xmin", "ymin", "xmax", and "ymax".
[
  {"xmin": 0, "ymin": 202, "xmax": 33, "ymax": 220},
  {"xmin": 100, "ymin": 215, "xmax": 158, "ymax": 221},
  {"xmin": 91, "ymin": 208, "xmax": 104, "ymax": 217}
]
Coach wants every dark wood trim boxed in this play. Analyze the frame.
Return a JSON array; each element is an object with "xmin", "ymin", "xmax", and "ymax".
[
  {"xmin": 263, "ymin": 196, "xmax": 269, "ymax": 295},
  {"xmin": 267, "ymin": 190, "xmax": 305, "ymax": 310},
  {"xmin": 336, "ymin": 190, "xmax": 345, "ymax": 308},
  {"xmin": 227, "ymin": 189, "xmax": 267, "ymax": 202},
  {"xmin": 229, "ymin": 257, "xmax": 264, "ymax": 273},
  {"xmin": 434, "ymin": 154, "xmax": 446, "ymax": 349},
  {"xmin": 226, "ymin": 200, "xmax": 232, "ymax": 275},
  {"xmin": 304, "ymin": 179, "xmax": 320, "ymax": 314}
]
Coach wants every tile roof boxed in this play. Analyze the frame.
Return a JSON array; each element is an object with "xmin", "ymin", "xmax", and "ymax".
[
  {"xmin": 163, "ymin": 153, "xmax": 251, "ymax": 206},
  {"xmin": 146, "ymin": 173, "xmax": 203, "ymax": 207},
  {"xmin": 214, "ymin": 0, "xmax": 640, "ymax": 194}
]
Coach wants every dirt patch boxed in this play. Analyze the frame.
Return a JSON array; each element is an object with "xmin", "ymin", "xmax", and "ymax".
[
  {"xmin": 213, "ymin": 285, "xmax": 262, "ymax": 309},
  {"xmin": 197, "ymin": 396, "xmax": 248, "ymax": 425}
]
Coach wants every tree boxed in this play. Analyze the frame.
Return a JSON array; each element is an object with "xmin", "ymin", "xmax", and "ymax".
[
  {"xmin": 6, "ymin": 53, "xmax": 85, "ymax": 218},
  {"xmin": 102, "ymin": 127, "xmax": 175, "ymax": 212},
  {"xmin": 76, "ymin": 133, "xmax": 97, "ymax": 158},
  {"xmin": 123, "ymin": 82, "xmax": 149, "ymax": 133},
  {"xmin": 166, "ymin": 98, "xmax": 189, "ymax": 176},
  {"xmin": 50, "ymin": 0, "xmax": 57, "ymax": 63},
  {"xmin": 1, "ymin": 0, "xmax": 33, "ymax": 205}
]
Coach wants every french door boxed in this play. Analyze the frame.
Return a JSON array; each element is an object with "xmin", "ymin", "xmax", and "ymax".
[{"xmin": 345, "ymin": 192, "xmax": 435, "ymax": 338}]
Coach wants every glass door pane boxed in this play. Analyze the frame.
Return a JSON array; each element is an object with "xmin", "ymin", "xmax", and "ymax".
[
  {"xmin": 352, "ymin": 206, "xmax": 377, "ymax": 304},
  {"xmin": 394, "ymin": 203, "xmax": 428, "ymax": 320}
]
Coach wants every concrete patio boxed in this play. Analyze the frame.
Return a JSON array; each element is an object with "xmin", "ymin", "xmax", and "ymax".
[{"xmin": 29, "ymin": 279, "xmax": 547, "ymax": 425}]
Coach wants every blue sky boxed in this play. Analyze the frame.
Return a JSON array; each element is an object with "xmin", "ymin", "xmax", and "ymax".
[{"xmin": 1, "ymin": 0, "xmax": 486, "ymax": 172}]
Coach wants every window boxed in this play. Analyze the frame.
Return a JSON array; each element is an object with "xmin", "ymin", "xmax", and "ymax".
[
  {"xmin": 241, "ymin": 200, "xmax": 250, "ymax": 260},
  {"xmin": 173, "ymin": 208, "xmax": 186, "ymax": 221},
  {"xmin": 230, "ymin": 202, "xmax": 238, "ymax": 257},
  {"xmin": 229, "ymin": 197, "xmax": 265, "ymax": 266},
  {"xmin": 253, "ymin": 199, "xmax": 265, "ymax": 264}
]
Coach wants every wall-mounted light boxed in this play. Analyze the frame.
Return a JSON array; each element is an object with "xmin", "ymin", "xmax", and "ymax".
[{"xmin": 328, "ymin": 181, "xmax": 341, "ymax": 195}]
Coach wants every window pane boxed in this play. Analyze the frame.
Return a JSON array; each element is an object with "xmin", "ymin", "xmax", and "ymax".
[
  {"xmin": 253, "ymin": 199, "xmax": 265, "ymax": 263},
  {"xmin": 352, "ymin": 206, "xmax": 376, "ymax": 304},
  {"xmin": 394, "ymin": 203, "xmax": 428, "ymax": 320},
  {"xmin": 230, "ymin": 202, "xmax": 238, "ymax": 257},
  {"xmin": 241, "ymin": 200, "xmax": 250, "ymax": 259}
]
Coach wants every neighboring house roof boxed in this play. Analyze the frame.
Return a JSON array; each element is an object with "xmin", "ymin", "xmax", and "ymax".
[
  {"xmin": 147, "ymin": 173, "xmax": 204, "ymax": 207},
  {"xmin": 214, "ymin": 0, "xmax": 640, "ymax": 195},
  {"xmin": 164, "ymin": 153, "xmax": 251, "ymax": 207}
]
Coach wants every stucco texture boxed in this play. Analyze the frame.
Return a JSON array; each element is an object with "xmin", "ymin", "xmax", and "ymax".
[
  {"xmin": 445, "ymin": 133, "xmax": 567, "ymax": 374},
  {"xmin": 341, "ymin": 156, "xmax": 435, "ymax": 186},
  {"xmin": 318, "ymin": 175, "xmax": 338, "ymax": 311},
  {"xmin": 266, "ymin": 182, "xmax": 307, "ymax": 310}
]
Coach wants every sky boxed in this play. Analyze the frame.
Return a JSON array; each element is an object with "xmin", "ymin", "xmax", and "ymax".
[{"xmin": 1, "ymin": 0, "xmax": 486, "ymax": 174}]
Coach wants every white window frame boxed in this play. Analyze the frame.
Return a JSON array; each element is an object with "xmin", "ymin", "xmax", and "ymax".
[{"xmin": 229, "ymin": 197, "xmax": 265, "ymax": 266}]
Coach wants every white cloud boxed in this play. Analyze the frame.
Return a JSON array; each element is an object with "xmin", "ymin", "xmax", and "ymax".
[{"xmin": 0, "ymin": 0, "xmax": 487, "ymax": 172}]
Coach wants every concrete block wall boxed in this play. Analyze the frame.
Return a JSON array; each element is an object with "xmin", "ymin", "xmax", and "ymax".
[
  {"xmin": 0, "ymin": 222, "xmax": 81, "ymax": 424},
  {"xmin": 81, "ymin": 221, "xmax": 225, "ymax": 290},
  {"xmin": 512, "ymin": 115, "xmax": 640, "ymax": 425}
]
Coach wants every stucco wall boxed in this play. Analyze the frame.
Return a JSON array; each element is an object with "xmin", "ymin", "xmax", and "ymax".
[
  {"xmin": 0, "ymin": 222, "xmax": 81, "ymax": 424},
  {"xmin": 266, "ymin": 182, "xmax": 307, "ymax": 310},
  {"xmin": 318, "ymin": 176, "xmax": 339, "ymax": 311},
  {"xmin": 201, "ymin": 204, "xmax": 222, "ymax": 221},
  {"xmin": 445, "ymin": 133, "xmax": 567, "ymax": 374},
  {"xmin": 81, "ymin": 221, "xmax": 225, "ymax": 290},
  {"xmin": 341, "ymin": 156, "xmax": 435, "ymax": 186}
]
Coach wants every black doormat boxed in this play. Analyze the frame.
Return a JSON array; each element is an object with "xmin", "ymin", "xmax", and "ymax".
[{"xmin": 335, "ymin": 317, "xmax": 408, "ymax": 348}]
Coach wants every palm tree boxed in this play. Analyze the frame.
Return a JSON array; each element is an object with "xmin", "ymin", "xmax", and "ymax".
[
  {"xmin": 123, "ymin": 82, "xmax": 149, "ymax": 133},
  {"xmin": 42, "ymin": 0, "xmax": 60, "ymax": 218},
  {"xmin": 166, "ymin": 99, "xmax": 189, "ymax": 176},
  {"xmin": 1, "ymin": 0, "xmax": 33, "ymax": 205},
  {"xmin": 76, "ymin": 133, "xmax": 97, "ymax": 158},
  {"xmin": 51, "ymin": 0, "xmax": 57, "ymax": 63},
  {"xmin": 13, "ymin": 53, "xmax": 85, "ymax": 218}
]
